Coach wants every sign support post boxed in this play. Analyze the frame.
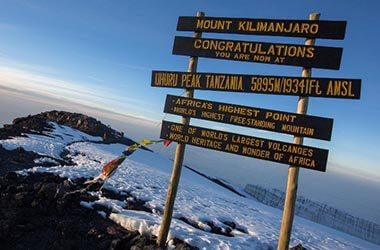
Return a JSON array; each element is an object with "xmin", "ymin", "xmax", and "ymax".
[
  {"xmin": 157, "ymin": 11, "xmax": 204, "ymax": 247},
  {"xmin": 277, "ymin": 13, "xmax": 320, "ymax": 250}
]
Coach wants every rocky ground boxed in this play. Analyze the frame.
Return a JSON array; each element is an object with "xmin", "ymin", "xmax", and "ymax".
[
  {"xmin": 0, "ymin": 110, "xmax": 136, "ymax": 145},
  {"xmin": 0, "ymin": 111, "xmax": 306, "ymax": 250},
  {"xmin": 0, "ymin": 111, "xmax": 149, "ymax": 176},
  {"xmin": 0, "ymin": 171, "xmax": 195, "ymax": 250},
  {"xmin": 0, "ymin": 111, "xmax": 195, "ymax": 250}
]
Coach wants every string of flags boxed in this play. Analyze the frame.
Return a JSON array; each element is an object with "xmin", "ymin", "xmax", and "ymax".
[{"xmin": 85, "ymin": 139, "xmax": 172, "ymax": 185}]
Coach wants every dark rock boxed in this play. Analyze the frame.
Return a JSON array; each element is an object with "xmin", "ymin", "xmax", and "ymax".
[
  {"xmin": 14, "ymin": 192, "xmax": 33, "ymax": 206},
  {"xmin": 63, "ymin": 180, "xmax": 72, "ymax": 189},
  {"xmin": 205, "ymin": 221, "xmax": 233, "ymax": 237},
  {"xmin": 290, "ymin": 243, "xmax": 307, "ymax": 250},
  {"xmin": 223, "ymin": 221, "xmax": 236, "ymax": 229},
  {"xmin": 223, "ymin": 220, "xmax": 248, "ymax": 234},
  {"xmin": 38, "ymin": 183, "xmax": 58, "ymax": 200},
  {"xmin": 100, "ymin": 188, "xmax": 130, "ymax": 201},
  {"xmin": 0, "ymin": 172, "xmax": 196, "ymax": 250},
  {"xmin": 6, "ymin": 185, "xmax": 17, "ymax": 193},
  {"xmin": 1, "ymin": 115, "xmax": 51, "ymax": 140},
  {"xmin": 0, "ymin": 110, "xmax": 147, "ymax": 176},
  {"xmin": 15, "ymin": 147, "xmax": 25, "ymax": 153},
  {"xmin": 36, "ymin": 110, "xmax": 135, "ymax": 145},
  {"xmin": 110, "ymin": 231, "xmax": 163, "ymax": 250},
  {"xmin": 0, "ymin": 145, "xmax": 62, "ymax": 176},
  {"xmin": 92, "ymin": 203, "xmax": 112, "ymax": 216},
  {"xmin": 171, "ymin": 238, "xmax": 199, "ymax": 250},
  {"xmin": 30, "ymin": 199, "xmax": 40, "ymax": 208},
  {"xmin": 5, "ymin": 172, "xmax": 18, "ymax": 181},
  {"xmin": 33, "ymin": 183, "xmax": 42, "ymax": 190},
  {"xmin": 0, "ymin": 111, "xmax": 197, "ymax": 249},
  {"xmin": 178, "ymin": 217, "xmax": 203, "ymax": 231}
]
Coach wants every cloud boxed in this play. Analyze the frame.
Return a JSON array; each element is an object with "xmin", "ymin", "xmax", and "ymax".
[
  {"xmin": 0, "ymin": 57, "xmax": 59, "ymax": 75},
  {"xmin": 327, "ymin": 161, "xmax": 380, "ymax": 184},
  {"xmin": 0, "ymin": 62, "xmax": 159, "ymax": 123}
]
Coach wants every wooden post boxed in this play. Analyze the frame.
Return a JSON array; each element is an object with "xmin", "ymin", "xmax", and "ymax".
[
  {"xmin": 277, "ymin": 12, "xmax": 320, "ymax": 250},
  {"xmin": 157, "ymin": 11, "xmax": 204, "ymax": 247}
]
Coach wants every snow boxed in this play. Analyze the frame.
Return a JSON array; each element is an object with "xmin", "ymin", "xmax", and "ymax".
[
  {"xmin": 0, "ymin": 122, "xmax": 101, "ymax": 159},
  {"xmin": 2, "ymin": 126, "xmax": 379, "ymax": 249},
  {"xmin": 244, "ymin": 184, "xmax": 380, "ymax": 245},
  {"xmin": 97, "ymin": 211, "xmax": 107, "ymax": 219},
  {"xmin": 110, "ymin": 211, "xmax": 161, "ymax": 237},
  {"xmin": 34, "ymin": 157, "xmax": 59, "ymax": 165}
]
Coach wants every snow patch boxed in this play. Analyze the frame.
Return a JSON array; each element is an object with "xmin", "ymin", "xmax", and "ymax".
[
  {"xmin": 0, "ymin": 122, "xmax": 101, "ymax": 159},
  {"xmin": 3, "ymin": 127, "xmax": 379, "ymax": 249},
  {"xmin": 34, "ymin": 157, "xmax": 59, "ymax": 165}
]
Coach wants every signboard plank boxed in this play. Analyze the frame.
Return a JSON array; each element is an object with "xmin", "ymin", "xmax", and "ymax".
[
  {"xmin": 160, "ymin": 120, "xmax": 328, "ymax": 171},
  {"xmin": 172, "ymin": 36, "xmax": 343, "ymax": 70},
  {"xmin": 151, "ymin": 71, "xmax": 361, "ymax": 99},
  {"xmin": 164, "ymin": 95, "xmax": 333, "ymax": 140},
  {"xmin": 177, "ymin": 16, "xmax": 347, "ymax": 39}
]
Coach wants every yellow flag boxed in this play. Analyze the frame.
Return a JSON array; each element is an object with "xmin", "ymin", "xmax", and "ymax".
[{"xmin": 139, "ymin": 139, "xmax": 153, "ymax": 145}]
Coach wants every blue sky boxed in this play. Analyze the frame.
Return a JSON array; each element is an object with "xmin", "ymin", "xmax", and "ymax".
[{"xmin": 0, "ymin": 0, "xmax": 379, "ymax": 180}]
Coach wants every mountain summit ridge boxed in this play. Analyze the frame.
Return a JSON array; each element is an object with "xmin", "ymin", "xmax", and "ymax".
[{"xmin": 0, "ymin": 111, "xmax": 377, "ymax": 250}]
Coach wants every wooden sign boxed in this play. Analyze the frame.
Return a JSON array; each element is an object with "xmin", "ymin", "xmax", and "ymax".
[
  {"xmin": 177, "ymin": 17, "xmax": 347, "ymax": 39},
  {"xmin": 160, "ymin": 120, "xmax": 328, "ymax": 171},
  {"xmin": 172, "ymin": 36, "xmax": 343, "ymax": 69},
  {"xmin": 151, "ymin": 71, "xmax": 361, "ymax": 99},
  {"xmin": 164, "ymin": 95, "xmax": 333, "ymax": 140}
]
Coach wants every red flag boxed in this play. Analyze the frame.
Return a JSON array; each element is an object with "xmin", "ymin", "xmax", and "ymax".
[
  {"xmin": 163, "ymin": 140, "xmax": 172, "ymax": 147},
  {"xmin": 102, "ymin": 155, "xmax": 127, "ymax": 178}
]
